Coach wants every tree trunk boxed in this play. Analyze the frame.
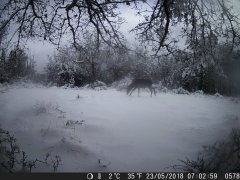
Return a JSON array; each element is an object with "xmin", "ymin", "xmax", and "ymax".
[{"xmin": 91, "ymin": 61, "xmax": 96, "ymax": 82}]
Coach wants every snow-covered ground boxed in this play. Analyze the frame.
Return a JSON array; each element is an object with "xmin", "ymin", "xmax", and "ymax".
[{"xmin": 0, "ymin": 84, "xmax": 239, "ymax": 172}]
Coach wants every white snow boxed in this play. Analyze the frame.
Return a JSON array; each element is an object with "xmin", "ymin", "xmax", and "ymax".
[{"xmin": 0, "ymin": 84, "xmax": 239, "ymax": 172}]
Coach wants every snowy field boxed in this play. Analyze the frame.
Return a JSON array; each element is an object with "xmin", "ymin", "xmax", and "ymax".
[{"xmin": 0, "ymin": 84, "xmax": 239, "ymax": 172}]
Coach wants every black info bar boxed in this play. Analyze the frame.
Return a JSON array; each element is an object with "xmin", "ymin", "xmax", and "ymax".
[{"xmin": 1, "ymin": 172, "xmax": 239, "ymax": 180}]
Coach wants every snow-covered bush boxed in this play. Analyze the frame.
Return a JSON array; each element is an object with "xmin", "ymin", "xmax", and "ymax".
[
  {"xmin": 214, "ymin": 92, "xmax": 223, "ymax": 98},
  {"xmin": 192, "ymin": 90, "xmax": 205, "ymax": 97},
  {"xmin": 174, "ymin": 128, "xmax": 240, "ymax": 172},
  {"xmin": 0, "ymin": 128, "xmax": 61, "ymax": 172},
  {"xmin": 193, "ymin": 90, "xmax": 204, "ymax": 95},
  {"xmin": 111, "ymin": 76, "xmax": 132, "ymax": 91},
  {"xmin": 152, "ymin": 81, "xmax": 170, "ymax": 93},
  {"xmin": 172, "ymin": 87, "xmax": 190, "ymax": 95},
  {"xmin": 161, "ymin": 87, "xmax": 169, "ymax": 93},
  {"xmin": 84, "ymin": 80, "xmax": 107, "ymax": 90}
]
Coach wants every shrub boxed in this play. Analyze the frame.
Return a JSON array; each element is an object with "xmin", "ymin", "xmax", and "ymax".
[
  {"xmin": 0, "ymin": 128, "xmax": 61, "ymax": 172},
  {"xmin": 173, "ymin": 128, "xmax": 240, "ymax": 172}
]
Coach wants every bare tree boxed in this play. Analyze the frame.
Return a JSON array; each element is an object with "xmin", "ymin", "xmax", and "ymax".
[
  {"xmin": 132, "ymin": 0, "xmax": 240, "ymax": 55},
  {"xmin": 0, "ymin": 0, "xmax": 239, "ymax": 55},
  {"xmin": 0, "ymin": 0, "xmax": 142, "ymax": 47}
]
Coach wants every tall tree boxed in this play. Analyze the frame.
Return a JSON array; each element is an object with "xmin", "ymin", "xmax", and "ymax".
[
  {"xmin": 133, "ymin": 0, "xmax": 240, "ymax": 55},
  {"xmin": 0, "ymin": 0, "xmax": 141, "ymax": 47},
  {"xmin": 0, "ymin": 0, "xmax": 239, "ymax": 55}
]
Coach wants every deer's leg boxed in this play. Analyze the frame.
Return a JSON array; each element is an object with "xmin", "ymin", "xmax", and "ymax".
[
  {"xmin": 149, "ymin": 87, "xmax": 153, "ymax": 97},
  {"xmin": 129, "ymin": 87, "xmax": 136, "ymax": 96},
  {"xmin": 128, "ymin": 88, "xmax": 132, "ymax": 96},
  {"xmin": 154, "ymin": 88, "xmax": 156, "ymax": 96},
  {"xmin": 138, "ymin": 88, "xmax": 140, "ymax": 97}
]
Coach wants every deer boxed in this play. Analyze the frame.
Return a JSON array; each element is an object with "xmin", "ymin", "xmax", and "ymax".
[{"xmin": 127, "ymin": 79, "xmax": 156, "ymax": 97}]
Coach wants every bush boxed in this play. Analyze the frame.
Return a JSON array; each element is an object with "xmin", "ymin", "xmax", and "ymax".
[
  {"xmin": 0, "ymin": 128, "xmax": 61, "ymax": 172},
  {"xmin": 173, "ymin": 128, "xmax": 240, "ymax": 172},
  {"xmin": 84, "ymin": 80, "xmax": 107, "ymax": 90},
  {"xmin": 111, "ymin": 76, "xmax": 133, "ymax": 91}
]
